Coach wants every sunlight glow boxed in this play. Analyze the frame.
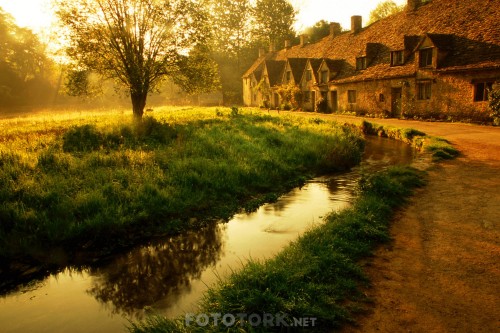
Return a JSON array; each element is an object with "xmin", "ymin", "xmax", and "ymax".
[
  {"xmin": 0, "ymin": 0, "xmax": 53, "ymax": 33},
  {"xmin": 0, "ymin": 0, "xmax": 408, "ymax": 36},
  {"xmin": 290, "ymin": 0, "xmax": 407, "ymax": 32}
]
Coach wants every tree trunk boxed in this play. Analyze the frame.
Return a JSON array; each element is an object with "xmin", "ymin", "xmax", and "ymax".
[{"xmin": 131, "ymin": 91, "xmax": 147, "ymax": 119}]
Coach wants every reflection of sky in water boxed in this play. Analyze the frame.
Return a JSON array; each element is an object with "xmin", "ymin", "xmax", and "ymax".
[{"xmin": 0, "ymin": 136, "xmax": 415, "ymax": 333}]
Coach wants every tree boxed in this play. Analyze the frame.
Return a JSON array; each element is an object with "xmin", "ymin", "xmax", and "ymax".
[
  {"xmin": 0, "ymin": 7, "xmax": 57, "ymax": 107},
  {"xmin": 368, "ymin": 0, "xmax": 404, "ymax": 25},
  {"xmin": 252, "ymin": 0, "xmax": 296, "ymax": 49},
  {"xmin": 55, "ymin": 0, "xmax": 220, "ymax": 119},
  {"xmin": 303, "ymin": 20, "xmax": 331, "ymax": 43},
  {"xmin": 209, "ymin": 0, "xmax": 252, "ymax": 104}
]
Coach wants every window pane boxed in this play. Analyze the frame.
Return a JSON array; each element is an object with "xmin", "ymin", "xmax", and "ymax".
[
  {"xmin": 348, "ymin": 90, "xmax": 356, "ymax": 103},
  {"xmin": 419, "ymin": 48, "xmax": 433, "ymax": 67}
]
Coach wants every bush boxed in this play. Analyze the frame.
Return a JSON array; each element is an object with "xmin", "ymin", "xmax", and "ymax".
[
  {"xmin": 489, "ymin": 85, "xmax": 500, "ymax": 125},
  {"xmin": 62, "ymin": 124, "xmax": 102, "ymax": 153}
]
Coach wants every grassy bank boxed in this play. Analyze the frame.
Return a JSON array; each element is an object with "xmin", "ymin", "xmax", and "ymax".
[
  {"xmin": 358, "ymin": 120, "xmax": 459, "ymax": 161},
  {"xmin": 130, "ymin": 166, "xmax": 426, "ymax": 332},
  {"xmin": 0, "ymin": 107, "xmax": 364, "ymax": 264}
]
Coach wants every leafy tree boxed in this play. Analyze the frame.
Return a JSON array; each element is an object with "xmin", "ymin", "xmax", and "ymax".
[
  {"xmin": 303, "ymin": 20, "xmax": 331, "ymax": 43},
  {"xmin": 209, "ymin": 0, "xmax": 252, "ymax": 104},
  {"xmin": 55, "ymin": 0, "xmax": 220, "ymax": 119},
  {"xmin": 0, "ymin": 7, "xmax": 56, "ymax": 107},
  {"xmin": 252, "ymin": 0, "xmax": 296, "ymax": 49},
  {"xmin": 368, "ymin": 0, "xmax": 404, "ymax": 25}
]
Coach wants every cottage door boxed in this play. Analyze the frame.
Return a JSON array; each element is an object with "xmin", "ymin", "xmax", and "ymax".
[
  {"xmin": 311, "ymin": 91, "xmax": 316, "ymax": 112},
  {"xmin": 391, "ymin": 88, "xmax": 402, "ymax": 117},
  {"xmin": 330, "ymin": 91, "xmax": 338, "ymax": 112}
]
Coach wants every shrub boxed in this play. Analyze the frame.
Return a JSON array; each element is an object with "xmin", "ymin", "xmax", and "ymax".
[
  {"xmin": 489, "ymin": 85, "xmax": 500, "ymax": 125},
  {"xmin": 62, "ymin": 124, "xmax": 102, "ymax": 152}
]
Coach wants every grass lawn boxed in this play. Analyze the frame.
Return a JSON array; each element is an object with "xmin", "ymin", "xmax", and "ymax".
[{"xmin": 0, "ymin": 106, "xmax": 364, "ymax": 263}]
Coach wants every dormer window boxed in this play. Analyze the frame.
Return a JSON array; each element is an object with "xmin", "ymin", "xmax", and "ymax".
[
  {"xmin": 285, "ymin": 71, "xmax": 291, "ymax": 83},
  {"xmin": 419, "ymin": 48, "xmax": 433, "ymax": 67},
  {"xmin": 391, "ymin": 51, "xmax": 404, "ymax": 66},
  {"xmin": 306, "ymin": 70, "xmax": 312, "ymax": 81},
  {"xmin": 356, "ymin": 57, "xmax": 367, "ymax": 70},
  {"xmin": 320, "ymin": 70, "xmax": 328, "ymax": 84}
]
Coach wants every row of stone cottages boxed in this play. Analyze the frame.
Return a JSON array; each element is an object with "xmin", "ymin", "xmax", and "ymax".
[{"xmin": 242, "ymin": 0, "xmax": 500, "ymax": 122}]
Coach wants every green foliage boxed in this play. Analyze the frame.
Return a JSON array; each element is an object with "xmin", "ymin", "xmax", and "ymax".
[
  {"xmin": 0, "ymin": 7, "xmax": 56, "ymax": 107},
  {"xmin": 277, "ymin": 83, "xmax": 302, "ymax": 110},
  {"xmin": 130, "ymin": 166, "xmax": 426, "ymax": 332},
  {"xmin": 368, "ymin": 0, "xmax": 404, "ymax": 25},
  {"xmin": 252, "ymin": 0, "xmax": 296, "ymax": 48},
  {"xmin": 302, "ymin": 20, "xmax": 332, "ymax": 43},
  {"xmin": 489, "ymin": 85, "xmax": 500, "ymax": 125},
  {"xmin": 424, "ymin": 137, "xmax": 459, "ymax": 161},
  {"xmin": 0, "ymin": 107, "xmax": 364, "ymax": 262},
  {"xmin": 55, "ymin": 0, "xmax": 218, "ymax": 117}
]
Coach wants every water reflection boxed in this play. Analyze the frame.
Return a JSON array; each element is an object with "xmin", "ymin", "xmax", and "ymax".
[
  {"xmin": 86, "ymin": 223, "xmax": 223, "ymax": 317},
  {"xmin": 0, "ymin": 136, "xmax": 416, "ymax": 333}
]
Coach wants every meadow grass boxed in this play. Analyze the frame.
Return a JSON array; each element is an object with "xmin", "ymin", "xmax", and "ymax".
[
  {"xmin": 0, "ymin": 106, "xmax": 364, "ymax": 262},
  {"xmin": 129, "ymin": 166, "xmax": 426, "ymax": 333}
]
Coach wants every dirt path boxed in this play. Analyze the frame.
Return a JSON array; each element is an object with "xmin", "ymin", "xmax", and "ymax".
[{"xmin": 288, "ymin": 113, "xmax": 500, "ymax": 332}]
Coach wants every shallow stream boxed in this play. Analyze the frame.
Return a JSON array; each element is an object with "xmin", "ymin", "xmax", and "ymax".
[{"xmin": 0, "ymin": 136, "xmax": 415, "ymax": 333}]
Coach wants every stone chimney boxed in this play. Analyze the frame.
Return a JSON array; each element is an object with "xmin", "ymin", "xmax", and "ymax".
[
  {"xmin": 329, "ymin": 22, "xmax": 342, "ymax": 37},
  {"xmin": 351, "ymin": 16, "xmax": 362, "ymax": 33},
  {"xmin": 300, "ymin": 34, "xmax": 308, "ymax": 46},
  {"xmin": 407, "ymin": 0, "xmax": 422, "ymax": 11},
  {"xmin": 284, "ymin": 40, "xmax": 291, "ymax": 49},
  {"xmin": 259, "ymin": 48, "xmax": 266, "ymax": 57}
]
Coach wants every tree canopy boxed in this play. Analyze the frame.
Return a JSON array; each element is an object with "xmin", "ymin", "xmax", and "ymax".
[
  {"xmin": 302, "ymin": 20, "xmax": 331, "ymax": 43},
  {"xmin": 368, "ymin": 0, "xmax": 404, "ymax": 25},
  {"xmin": 252, "ymin": 0, "xmax": 296, "ymax": 49},
  {"xmin": 55, "ymin": 0, "xmax": 220, "ymax": 118},
  {"xmin": 0, "ymin": 7, "xmax": 56, "ymax": 108}
]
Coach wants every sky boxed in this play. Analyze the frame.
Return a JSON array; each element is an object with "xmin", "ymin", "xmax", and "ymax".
[{"xmin": 0, "ymin": 0, "xmax": 408, "ymax": 34}]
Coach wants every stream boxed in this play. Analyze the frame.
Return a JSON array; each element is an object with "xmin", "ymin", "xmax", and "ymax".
[{"xmin": 0, "ymin": 136, "xmax": 415, "ymax": 333}]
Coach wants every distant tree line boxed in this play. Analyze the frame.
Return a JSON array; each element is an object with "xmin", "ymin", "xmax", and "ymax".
[
  {"xmin": 0, "ymin": 0, "xmax": 339, "ymax": 115},
  {"xmin": 0, "ymin": 7, "xmax": 58, "ymax": 108}
]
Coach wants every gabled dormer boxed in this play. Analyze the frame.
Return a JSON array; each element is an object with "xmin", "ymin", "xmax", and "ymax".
[
  {"xmin": 317, "ymin": 59, "xmax": 342, "ymax": 85},
  {"xmin": 282, "ymin": 58, "xmax": 308, "ymax": 86},
  {"xmin": 391, "ymin": 35, "xmax": 421, "ymax": 67},
  {"xmin": 262, "ymin": 60, "xmax": 286, "ymax": 87},
  {"xmin": 414, "ymin": 33, "xmax": 453, "ymax": 69},
  {"xmin": 300, "ymin": 58, "xmax": 322, "ymax": 87},
  {"xmin": 356, "ymin": 43, "xmax": 380, "ymax": 70}
]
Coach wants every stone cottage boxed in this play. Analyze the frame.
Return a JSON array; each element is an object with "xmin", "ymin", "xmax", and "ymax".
[{"xmin": 242, "ymin": 0, "xmax": 500, "ymax": 122}]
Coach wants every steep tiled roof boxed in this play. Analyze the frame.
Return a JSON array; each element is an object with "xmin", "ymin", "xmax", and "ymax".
[
  {"xmin": 308, "ymin": 58, "xmax": 323, "ymax": 81},
  {"xmin": 287, "ymin": 58, "xmax": 308, "ymax": 83},
  {"xmin": 265, "ymin": 60, "xmax": 286, "ymax": 86},
  {"xmin": 245, "ymin": 0, "xmax": 500, "ymax": 83}
]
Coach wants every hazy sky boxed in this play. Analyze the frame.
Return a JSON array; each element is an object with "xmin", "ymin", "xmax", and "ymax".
[{"xmin": 0, "ymin": 0, "xmax": 408, "ymax": 33}]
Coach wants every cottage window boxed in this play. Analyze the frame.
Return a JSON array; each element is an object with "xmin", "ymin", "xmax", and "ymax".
[
  {"xmin": 320, "ymin": 70, "xmax": 328, "ymax": 84},
  {"xmin": 417, "ymin": 81, "xmax": 432, "ymax": 100},
  {"xmin": 306, "ymin": 70, "xmax": 312, "ymax": 81},
  {"xmin": 379, "ymin": 93, "xmax": 385, "ymax": 102},
  {"xmin": 474, "ymin": 82, "xmax": 494, "ymax": 102},
  {"xmin": 419, "ymin": 48, "xmax": 433, "ymax": 68},
  {"xmin": 391, "ymin": 51, "xmax": 404, "ymax": 66},
  {"xmin": 356, "ymin": 57, "xmax": 367, "ymax": 70},
  {"xmin": 348, "ymin": 90, "xmax": 357, "ymax": 103},
  {"xmin": 286, "ymin": 71, "xmax": 291, "ymax": 83}
]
